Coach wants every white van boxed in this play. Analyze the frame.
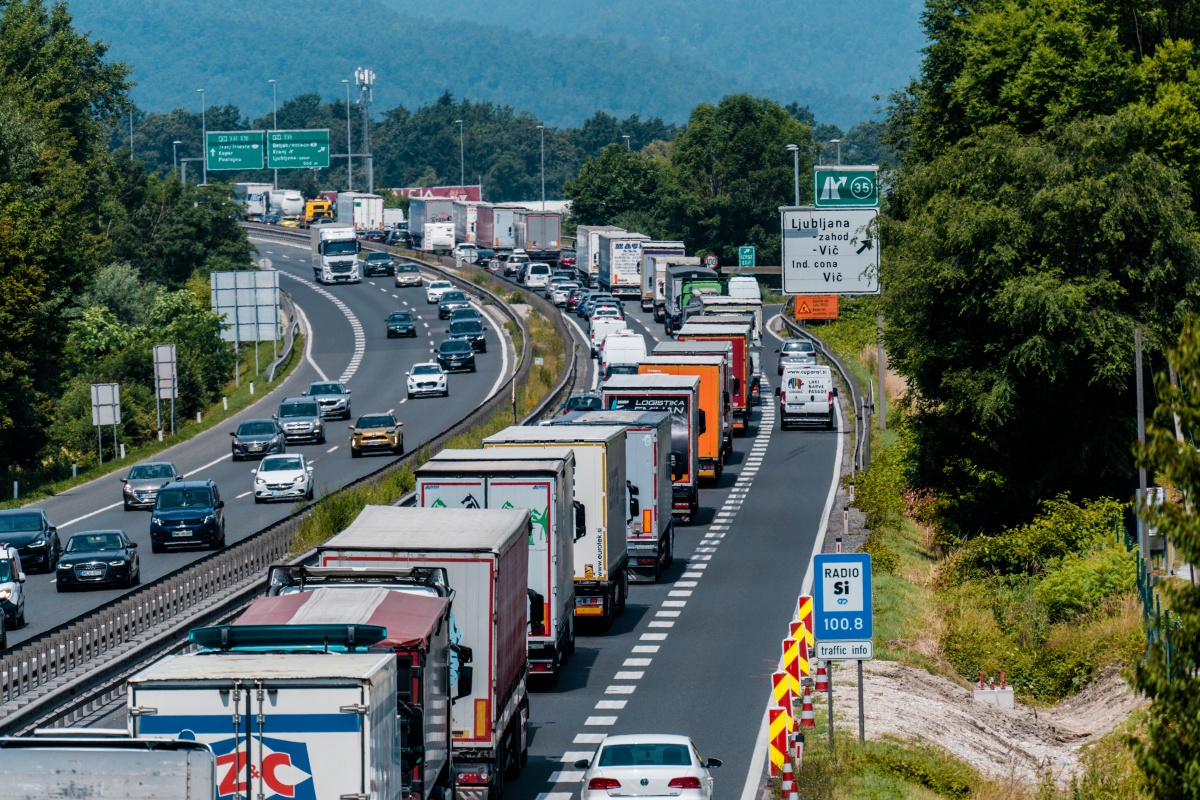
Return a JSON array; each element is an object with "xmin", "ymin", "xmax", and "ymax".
[
  {"xmin": 777, "ymin": 364, "xmax": 836, "ymax": 430},
  {"xmin": 524, "ymin": 262, "xmax": 552, "ymax": 289},
  {"xmin": 727, "ymin": 276, "xmax": 761, "ymax": 300},
  {"xmin": 590, "ymin": 317, "xmax": 628, "ymax": 358},
  {"xmin": 600, "ymin": 330, "xmax": 648, "ymax": 380}
]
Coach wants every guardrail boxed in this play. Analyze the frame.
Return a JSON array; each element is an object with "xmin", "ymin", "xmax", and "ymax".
[
  {"xmin": 0, "ymin": 225, "xmax": 580, "ymax": 735},
  {"xmin": 266, "ymin": 291, "xmax": 299, "ymax": 383}
]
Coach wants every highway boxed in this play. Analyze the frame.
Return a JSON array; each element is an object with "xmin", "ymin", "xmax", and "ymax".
[{"xmin": 9, "ymin": 237, "xmax": 514, "ymax": 645}]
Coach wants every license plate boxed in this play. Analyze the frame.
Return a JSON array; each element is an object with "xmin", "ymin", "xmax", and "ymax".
[
  {"xmin": 172, "ymin": 530, "xmax": 193, "ymax": 537},
  {"xmin": 79, "ymin": 570, "xmax": 102, "ymax": 577}
]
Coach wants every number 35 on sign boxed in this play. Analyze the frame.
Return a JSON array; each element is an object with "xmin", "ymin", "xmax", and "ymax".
[{"xmin": 813, "ymin": 553, "xmax": 873, "ymax": 642}]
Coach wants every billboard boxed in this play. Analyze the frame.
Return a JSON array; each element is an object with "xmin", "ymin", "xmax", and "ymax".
[{"xmin": 391, "ymin": 185, "xmax": 482, "ymax": 202}]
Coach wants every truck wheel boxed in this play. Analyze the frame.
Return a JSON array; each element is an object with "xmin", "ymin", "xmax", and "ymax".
[
  {"xmin": 566, "ymin": 618, "xmax": 576, "ymax": 656},
  {"xmin": 614, "ymin": 571, "xmax": 628, "ymax": 616},
  {"xmin": 665, "ymin": 528, "xmax": 675, "ymax": 568}
]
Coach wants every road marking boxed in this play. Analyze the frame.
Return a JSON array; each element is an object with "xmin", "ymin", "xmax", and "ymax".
[
  {"xmin": 184, "ymin": 452, "xmax": 232, "ymax": 478},
  {"xmin": 58, "ymin": 501, "xmax": 123, "ymax": 529},
  {"xmin": 326, "ymin": 445, "xmax": 339, "ymax": 453},
  {"xmin": 236, "ymin": 491, "xmax": 252, "ymax": 499},
  {"xmin": 640, "ymin": 633, "xmax": 668, "ymax": 640},
  {"xmin": 676, "ymin": 580, "xmax": 699, "ymax": 586},
  {"xmin": 548, "ymin": 772, "xmax": 583, "ymax": 783},
  {"xmin": 562, "ymin": 752, "xmax": 594, "ymax": 762},
  {"xmin": 648, "ymin": 620, "xmax": 675, "ymax": 627},
  {"xmin": 574, "ymin": 734, "xmax": 606, "ymax": 744},
  {"xmin": 479, "ymin": 303, "xmax": 512, "ymax": 402},
  {"xmin": 632, "ymin": 645, "xmax": 659, "ymax": 653},
  {"xmin": 669, "ymin": 590, "xmax": 693, "ymax": 597},
  {"xmin": 278, "ymin": 272, "xmax": 365, "ymax": 383},
  {"xmin": 624, "ymin": 658, "xmax": 652, "ymax": 667},
  {"xmin": 605, "ymin": 685, "xmax": 636, "ymax": 694},
  {"xmin": 690, "ymin": 563, "xmax": 708, "ymax": 569},
  {"xmin": 399, "ymin": 398, "xmax": 408, "ymax": 404},
  {"xmin": 584, "ymin": 717, "xmax": 617, "ymax": 726},
  {"xmin": 596, "ymin": 699, "xmax": 628, "ymax": 709},
  {"xmin": 291, "ymin": 302, "xmax": 328, "ymax": 381},
  {"xmin": 614, "ymin": 671, "xmax": 644, "ymax": 680}
]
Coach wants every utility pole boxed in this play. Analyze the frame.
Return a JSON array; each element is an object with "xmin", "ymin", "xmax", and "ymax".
[
  {"xmin": 269, "ymin": 79, "xmax": 279, "ymax": 190},
  {"xmin": 536, "ymin": 125, "xmax": 546, "ymax": 211},
  {"xmin": 1136, "ymin": 326, "xmax": 1148, "ymax": 558},
  {"xmin": 343, "ymin": 79, "xmax": 353, "ymax": 191},
  {"xmin": 172, "ymin": 140, "xmax": 182, "ymax": 181},
  {"xmin": 455, "ymin": 119, "xmax": 465, "ymax": 186},
  {"xmin": 355, "ymin": 67, "xmax": 375, "ymax": 194},
  {"xmin": 786, "ymin": 144, "xmax": 800, "ymax": 205},
  {"xmin": 198, "ymin": 89, "xmax": 207, "ymax": 185},
  {"xmin": 129, "ymin": 110, "xmax": 134, "ymax": 159},
  {"xmin": 877, "ymin": 313, "xmax": 887, "ymax": 430}
]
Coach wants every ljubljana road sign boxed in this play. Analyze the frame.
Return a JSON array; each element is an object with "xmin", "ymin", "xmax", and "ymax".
[
  {"xmin": 268, "ymin": 130, "xmax": 331, "ymax": 169},
  {"xmin": 205, "ymin": 131, "xmax": 264, "ymax": 171},
  {"xmin": 780, "ymin": 207, "xmax": 879, "ymax": 295}
]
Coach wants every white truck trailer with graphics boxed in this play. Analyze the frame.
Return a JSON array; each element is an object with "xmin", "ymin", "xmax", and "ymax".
[
  {"xmin": 639, "ymin": 241, "xmax": 687, "ymax": 312},
  {"xmin": 602, "ymin": 374, "xmax": 702, "ymax": 523},
  {"xmin": 417, "ymin": 448, "xmax": 579, "ymax": 682},
  {"xmin": 575, "ymin": 225, "xmax": 624, "ymax": 287},
  {"xmin": 235, "ymin": 182, "xmax": 274, "ymax": 220},
  {"xmin": 550, "ymin": 410, "xmax": 675, "ymax": 582},
  {"xmin": 597, "ymin": 231, "xmax": 651, "ymax": 299},
  {"xmin": 129, "ymin": 642, "xmax": 401, "ymax": 800},
  {"xmin": 310, "ymin": 222, "xmax": 361, "ymax": 283},
  {"xmin": 484, "ymin": 426, "xmax": 629, "ymax": 625},
  {"xmin": 316, "ymin": 506, "xmax": 531, "ymax": 800},
  {"xmin": 0, "ymin": 735, "xmax": 218, "ymax": 800}
]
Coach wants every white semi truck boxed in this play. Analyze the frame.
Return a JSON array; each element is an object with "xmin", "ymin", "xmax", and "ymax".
[
  {"xmin": 336, "ymin": 191, "xmax": 385, "ymax": 230},
  {"xmin": 310, "ymin": 223, "xmax": 361, "ymax": 284}
]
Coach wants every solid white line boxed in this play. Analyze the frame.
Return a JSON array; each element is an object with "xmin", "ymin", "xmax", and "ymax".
[
  {"xmin": 292, "ymin": 302, "xmax": 328, "ymax": 381},
  {"xmin": 740, "ymin": 383, "xmax": 845, "ymax": 800},
  {"xmin": 479, "ymin": 304, "xmax": 511, "ymax": 402},
  {"xmin": 562, "ymin": 314, "xmax": 597, "ymax": 390},
  {"xmin": 236, "ymin": 491, "xmax": 252, "ymax": 499}
]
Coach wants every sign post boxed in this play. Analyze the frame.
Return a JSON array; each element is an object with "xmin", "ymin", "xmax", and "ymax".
[
  {"xmin": 205, "ymin": 131, "xmax": 265, "ymax": 171},
  {"xmin": 90, "ymin": 383, "xmax": 121, "ymax": 465},
  {"xmin": 267, "ymin": 130, "xmax": 331, "ymax": 169},
  {"xmin": 813, "ymin": 553, "xmax": 873, "ymax": 748}
]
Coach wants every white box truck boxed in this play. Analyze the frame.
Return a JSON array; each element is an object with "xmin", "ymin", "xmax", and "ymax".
[
  {"xmin": 484, "ymin": 426, "xmax": 629, "ymax": 625},
  {"xmin": 424, "ymin": 222, "xmax": 455, "ymax": 253},
  {"xmin": 650, "ymin": 256, "xmax": 701, "ymax": 323},
  {"xmin": 418, "ymin": 448, "xmax": 579, "ymax": 682},
  {"xmin": 575, "ymin": 225, "xmax": 624, "ymax": 287},
  {"xmin": 336, "ymin": 191, "xmax": 385, "ymax": 230},
  {"xmin": 550, "ymin": 410, "xmax": 675, "ymax": 582},
  {"xmin": 0, "ymin": 736, "xmax": 217, "ymax": 800},
  {"xmin": 310, "ymin": 223, "xmax": 361, "ymax": 283},
  {"xmin": 597, "ymin": 231, "xmax": 651, "ymax": 298},
  {"xmin": 129, "ymin": 648, "xmax": 401, "ymax": 800},
  {"xmin": 316, "ymin": 506, "xmax": 531, "ymax": 800},
  {"xmin": 492, "ymin": 206, "xmax": 523, "ymax": 251},
  {"xmin": 640, "ymin": 241, "xmax": 687, "ymax": 312},
  {"xmin": 235, "ymin": 182, "xmax": 274, "ymax": 220}
]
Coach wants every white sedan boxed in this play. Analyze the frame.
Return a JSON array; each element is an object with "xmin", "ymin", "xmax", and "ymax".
[
  {"xmin": 574, "ymin": 734, "xmax": 721, "ymax": 800},
  {"xmin": 253, "ymin": 454, "xmax": 314, "ymax": 503},
  {"xmin": 407, "ymin": 362, "xmax": 449, "ymax": 398},
  {"xmin": 426, "ymin": 279, "xmax": 454, "ymax": 304}
]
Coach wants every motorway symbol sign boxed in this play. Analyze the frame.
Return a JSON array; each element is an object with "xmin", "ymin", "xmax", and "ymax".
[
  {"xmin": 205, "ymin": 131, "xmax": 264, "ymax": 171},
  {"xmin": 268, "ymin": 129, "xmax": 331, "ymax": 169},
  {"xmin": 813, "ymin": 166, "xmax": 879, "ymax": 208},
  {"xmin": 813, "ymin": 553, "xmax": 873, "ymax": 644},
  {"xmin": 780, "ymin": 207, "xmax": 879, "ymax": 295},
  {"xmin": 703, "ymin": 253, "xmax": 719, "ymax": 269},
  {"xmin": 738, "ymin": 246, "xmax": 756, "ymax": 268}
]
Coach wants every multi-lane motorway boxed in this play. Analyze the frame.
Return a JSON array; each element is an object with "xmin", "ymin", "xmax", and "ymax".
[{"xmin": 10, "ymin": 237, "xmax": 514, "ymax": 645}]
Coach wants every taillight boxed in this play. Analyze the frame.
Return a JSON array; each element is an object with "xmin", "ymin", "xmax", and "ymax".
[
  {"xmin": 828, "ymin": 391, "xmax": 834, "ymax": 404},
  {"xmin": 589, "ymin": 778, "xmax": 622, "ymax": 790},
  {"xmin": 668, "ymin": 777, "xmax": 702, "ymax": 789},
  {"xmin": 780, "ymin": 391, "xmax": 786, "ymax": 403}
]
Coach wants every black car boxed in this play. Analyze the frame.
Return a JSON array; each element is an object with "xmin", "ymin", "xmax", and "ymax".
[
  {"xmin": 448, "ymin": 319, "xmax": 488, "ymax": 352},
  {"xmin": 55, "ymin": 530, "xmax": 140, "ymax": 591},
  {"xmin": 386, "ymin": 310, "xmax": 418, "ymax": 338},
  {"xmin": 437, "ymin": 338, "xmax": 477, "ymax": 373},
  {"xmin": 229, "ymin": 419, "xmax": 286, "ymax": 460},
  {"xmin": 362, "ymin": 251, "xmax": 395, "ymax": 277},
  {"xmin": 385, "ymin": 229, "xmax": 414, "ymax": 248},
  {"xmin": 359, "ymin": 230, "xmax": 388, "ymax": 243},
  {"xmin": 438, "ymin": 290, "xmax": 471, "ymax": 319},
  {"xmin": 450, "ymin": 307, "xmax": 482, "ymax": 323},
  {"xmin": 0, "ymin": 508, "xmax": 60, "ymax": 573},
  {"xmin": 150, "ymin": 480, "xmax": 226, "ymax": 553},
  {"xmin": 474, "ymin": 248, "xmax": 496, "ymax": 266}
]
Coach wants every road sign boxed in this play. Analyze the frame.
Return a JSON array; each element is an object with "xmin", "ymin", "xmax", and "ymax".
[
  {"xmin": 780, "ymin": 207, "xmax": 879, "ymax": 295},
  {"xmin": 211, "ymin": 270, "xmax": 280, "ymax": 342},
  {"xmin": 813, "ymin": 166, "xmax": 879, "ymax": 209},
  {"xmin": 814, "ymin": 640, "xmax": 874, "ymax": 661},
  {"xmin": 793, "ymin": 295, "xmax": 839, "ymax": 320},
  {"xmin": 738, "ymin": 246, "xmax": 756, "ymax": 268},
  {"xmin": 90, "ymin": 383, "xmax": 121, "ymax": 426},
  {"xmin": 813, "ymin": 553, "xmax": 872, "ymax": 644},
  {"xmin": 703, "ymin": 253, "xmax": 719, "ymax": 269},
  {"xmin": 153, "ymin": 345, "xmax": 177, "ymax": 401},
  {"xmin": 205, "ymin": 131, "xmax": 264, "ymax": 171},
  {"xmin": 267, "ymin": 129, "xmax": 331, "ymax": 169}
]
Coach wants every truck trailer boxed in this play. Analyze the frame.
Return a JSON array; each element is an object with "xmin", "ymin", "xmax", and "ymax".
[
  {"xmin": 310, "ymin": 223, "xmax": 361, "ymax": 283},
  {"xmin": 575, "ymin": 225, "xmax": 625, "ymax": 287},
  {"xmin": 597, "ymin": 231, "xmax": 650, "ymax": 299},
  {"xmin": 235, "ymin": 182, "xmax": 274, "ymax": 220},
  {"xmin": 409, "ymin": 198, "xmax": 455, "ymax": 248},
  {"xmin": 639, "ymin": 355, "xmax": 730, "ymax": 480},
  {"xmin": 650, "ymin": 256, "xmax": 700, "ymax": 322},
  {"xmin": 514, "ymin": 211, "xmax": 562, "ymax": 262},
  {"xmin": 653, "ymin": 340, "xmax": 736, "ymax": 458},
  {"xmin": 676, "ymin": 321, "xmax": 752, "ymax": 432},
  {"xmin": 639, "ymin": 242, "xmax": 687, "ymax": 312}
]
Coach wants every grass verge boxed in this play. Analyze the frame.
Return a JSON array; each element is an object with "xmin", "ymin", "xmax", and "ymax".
[{"xmin": 2, "ymin": 335, "xmax": 302, "ymax": 509}]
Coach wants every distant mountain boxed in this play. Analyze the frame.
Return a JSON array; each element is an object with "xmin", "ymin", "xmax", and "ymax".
[{"xmin": 67, "ymin": 0, "xmax": 923, "ymax": 126}]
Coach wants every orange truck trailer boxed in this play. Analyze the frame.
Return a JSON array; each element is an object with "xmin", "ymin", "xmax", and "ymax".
[
  {"xmin": 676, "ymin": 321, "xmax": 753, "ymax": 433},
  {"xmin": 638, "ymin": 355, "xmax": 729, "ymax": 481}
]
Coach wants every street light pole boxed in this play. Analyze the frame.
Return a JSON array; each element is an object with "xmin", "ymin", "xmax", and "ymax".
[
  {"xmin": 536, "ymin": 124, "xmax": 545, "ymax": 211},
  {"xmin": 343, "ymin": 79, "xmax": 353, "ymax": 191},
  {"xmin": 197, "ymin": 89, "xmax": 206, "ymax": 185},
  {"xmin": 355, "ymin": 67, "xmax": 375, "ymax": 194},
  {"xmin": 173, "ymin": 140, "xmax": 182, "ymax": 181},
  {"xmin": 130, "ymin": 110, "xmax": 134, "ymax": 159},
  {"xmin": 455, "ymin": 119, "xmax": 464, "ymax": 186},
  {"xmin": 785, "ymin": 144, "xmax": 800, "ymax": 206},
  {"xmin": 831, "ymin": 138, "xmax": 841, "ymax": 166},
  {"xmin": 269, "ymin": 79, "xmax": 278, "ymax": 189},
  {"xmin": 622, "ymin": 134, "xmax": 630, "ymax": 152}
]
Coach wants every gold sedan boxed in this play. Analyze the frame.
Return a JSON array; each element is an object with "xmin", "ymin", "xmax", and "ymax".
[{"xmin": 349, "ymin": 413, "xmax": 404, "ymax": 458}]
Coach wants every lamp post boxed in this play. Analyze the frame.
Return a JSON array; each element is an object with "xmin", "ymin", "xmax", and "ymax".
[
  {"xmin": 130, "ymin": 110, "xmax": 134, "ymax": 159},
  {"xmin": 536, "ymin": 124, "xmax": 546, "ymax": 211},
  {"xmin": 342, "ymin": 79, "xmax": 353, "ymax": 191},
  {"xmin": 197, "ymin": 89, "xmax": 206, "ymax": 185},
  {"xmin": 355, "ymin": 67, "xmax": 375, "ymax": 194},
  {"xmin": 830, "ymin": 138, "xmax": 841, "ymax": 166},
  {"xmin": 455, "ymin": 119, "xmax": 464, "ymax": 187},
  {"xmin": 785, "ymin": 144, "xmax": 800, "ymax": 206},
  {"xmin": 173, "ymin": 140, "xmax": 182, "ymax": 181},
  {"xmin": 622, "ymin": 134, "xmax": 631, "ymax": 152},
  {"xmin": 269, "ymin": 79, "xmax": 278, "ymax": 189}
]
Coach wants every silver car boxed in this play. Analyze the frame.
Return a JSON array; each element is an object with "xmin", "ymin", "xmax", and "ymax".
[
  {"xmin": 777, "ymin": 340, "xmax": 818, "ymax": 374},
  {"xmin": 121, "ymin": 462, "xmax": 181, "ymax": 510},
  {"xmin": 303, "ymin": 381, "xmax": 352, "ymax": 420}
]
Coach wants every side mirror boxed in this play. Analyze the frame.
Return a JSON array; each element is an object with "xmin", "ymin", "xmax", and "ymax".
[
  {"xmin": 670, "ymin": 451, "xmax": 685, "ymax": 481},
  {"xmin": 573, "ymin": 759, "xmax": 591, "ymax": 769},
  {"xmin": 349, "ymin": 425, "xmax": 355, "ymax": 430},
  {"xmin": 833, "ymin": 387, "xmax": 839, "ymax": 397},
  {"xmin": 698, "ymin": 408, "xmax": 707, "ymax": 435},
  {"xmin": 346, "ymin": 389, "xmax": 352, "ymax": 394},
  {"xmin": 228, "ymin": 431, "xmax": 235, "ymax": 437},
  {"xmin": 775, "ymin": 348, "xmax": 781, "ymax": 353},
  {"xmin": 120, "ymin": 477, "xmax": 128, "ymax": 483},
  {"xmin": 454, "ymin": 665, "xmax": 474, "ymax": 701},
  {"xmin": 573, "ymin": 501, "xmax": 587, "ymax": 542},
  {"xmin": 129, "ymin": 542, "xmax": 138, "ymax": 549},
  {"xmin": 215, "ymin": 500, "xmax": 225, "ymax": 509},
  {"xmin": 17, "ymin": 572, "xmax": 25, "ymax": 583},
  {"xmin": 301, "ymin": 390, "xmax": 308, "ymax": 396},
  {"xmin": 528, "ymin": 588, "xmax": 546, "ymax": 627},
  {"xmin": 707, "ymin": 758, "xmax": 722, "ymax": 769},
  {"xmin": 775, "ymin": 387, "xmax": 781, "ymax": 397},
  {"xmin": 732, "ymin": 377, "xmax": 740, "ymax": 395},
  {"xmin": 176, "ymin": 475, "xmax": 183, "ymax": 481},
  {"xmin": 251, "ymin": 469, "xmax": 258, "ymax": 475}
]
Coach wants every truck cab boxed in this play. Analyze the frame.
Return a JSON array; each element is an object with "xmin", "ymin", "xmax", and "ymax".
[{"xmin": 311, "ymin": 223, "xmax": 361, "ymax": 284}]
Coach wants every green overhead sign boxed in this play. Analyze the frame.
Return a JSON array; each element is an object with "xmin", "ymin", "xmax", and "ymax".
[
  {"xmin": 813, "ymin": 166, "xmax": 879, "ymax": 209},
  {"xmin": 205, "ymin": 131, "xmax": 264, "ymax": 171},
  {"xmin": 267, "ymin": 129, "xmax": 331, "ymax": 169}
]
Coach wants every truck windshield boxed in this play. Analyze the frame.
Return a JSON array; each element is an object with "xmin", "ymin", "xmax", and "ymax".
[{"xmin": 324, "ymin": 240, "xmax": 357, "ymax": 256}]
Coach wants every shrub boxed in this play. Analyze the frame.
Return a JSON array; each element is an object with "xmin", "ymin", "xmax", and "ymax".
[{"xmin": 1036, "ymin": 546, "xmax": 1137, "ymax": 622}]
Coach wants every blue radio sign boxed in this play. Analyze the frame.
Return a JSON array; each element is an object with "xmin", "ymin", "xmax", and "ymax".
[{"xmin": 813, "ymin": 553, "xmax": 872, "ymax": 642}]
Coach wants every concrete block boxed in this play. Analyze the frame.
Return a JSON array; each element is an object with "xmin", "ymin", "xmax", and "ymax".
[{"xmin": 972, "ymin": 687, "xmax": 1015, "ymax": 708}]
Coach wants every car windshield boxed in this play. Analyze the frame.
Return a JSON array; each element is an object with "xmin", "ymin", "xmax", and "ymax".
[
  {"xmin": 398, "ymin": 264, "xmax": 418, "ymax": 273},
  {"xmin": 441, "ymin": 291, "xmax": 466, "ymax": 302},
  {"xmin": 412, "ymin": 364, "xmax": 440, "ymax": 375},
  {"xmin": 307, "ymin": 383, "xmax": 343, "ymax": 396},
  {"xmin": 261, "ymin": 456, "xmax": 304, "ymax": 472},
  {"xmin": 324, "ymin": 240, "xmax": 357, "ymax": 256},
  {"xmin": 478, "ymin": 250, "xmax": 494, "ymax": 259},
  {"xmin": 237, "ymin": 421, "xmax": 277, "ymax": 436},
  {"xmin": 429, "ymin": 281, "xmax": 451, "ymax": 289},
  {"xmin": 450, "ymin": 321, "xmax": 482, "ymax": 334},
  {"xmin": 530, "ymin": 266, "xmax": 550, "ymax": 275},
  {"xmin": 783, "ymin": 341, "xmax": 814, "ymax": 353},
  {"xmin": 67, "ymin": 533, "xmax": 123, "ymax": 552},
  {"xmin": 0, "ymin": 560, "xmax": 13, "ymax": 582},
  {"xmin": 156, "ymin": 488, "xmax": 213, "ymax": 510},
  {"xmin": 567, "ymin": 395, "xmax": 602, "ymax": 410},
  {"xmin": 356, "ymin": 415, "xmax": 396, "ymax": 429},
  {"xmin": 366, "ymin": 252, "xmax": 390, "ymax": 261},
  {"xmin": 388, "ymin": 312, "xmax": 413, "ymax": 322},
  {"xmin": 129, "ymin": 464, "xmax": 174, "ymax": 480},
  {"xmin": 279, "ymin": 401, "xmax": 319, "ymax": 418},
  {"xmin": 441, "ymin": 340, "xmax": 471, "ymax": 353},
  {"xmin": 0, "ymin": 513, "xmax": 41, "ymax": 533},
  {"xmin": 597, "ymin": 743, "xmax": 691, "ymax": 767}
]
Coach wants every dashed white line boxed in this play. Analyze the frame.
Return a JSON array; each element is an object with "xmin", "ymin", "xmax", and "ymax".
[
  {"xmin": 632, "ymin": 645, "xmax": 660, "ymax": 653},
  {"xmin": 605, "ymin": 685, "xmax": 637, "ymax": 694},
  {"xmin": 585, "ymin": 717, "xmax": 617, "ymax": 726},
  {"xmin": 614, "ymin": 671, "xmax": 644, "ymax": 680},
  {"xmin": 624, "ymin": 658, "xmax": 652, "ymax": 667},
  {"xmin": 596, "ymin": 700, "xmax": 628, "ymax": 709},
  {"xmin": 641, "ymin": 633, "xmax": 669, "ymax": 640},
  {"xmin": 236, "ymin": 491, "xmax": 252, "ymax": 499},
  {"xmin": 575, "ymin": 734, "xmax": 606, "ymax": 744},
  {"xmin": 326, "ymin": 445, "xmax": 339, "ymax": 453},
  {"xmin": 278, "ymin": 272, "xmax": 365, "ymax": 383}
]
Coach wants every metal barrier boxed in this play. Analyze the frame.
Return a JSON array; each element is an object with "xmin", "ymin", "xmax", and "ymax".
[{"xmin": 266, "ymin": 291, "xmax": 299, "ymax": 384}]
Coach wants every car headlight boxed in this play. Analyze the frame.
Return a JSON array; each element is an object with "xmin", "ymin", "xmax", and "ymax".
[
  {"xmin": 256, "ymin": 478, "xmax": 266, "ymax": 485},
  {"xmin": 0, "ymin": 589, "xmax": 11, "ymax": 600},
  {"xmin": 152, "ymin": 516, "xmax": 164, "ymax": 526},
  {"xmin": 292, "ymin": 475, "xmax": 305, "ymax": 485},
  {"xmin": 109, "ymin": 560, "xmax": 125, "ymax": 567},
  {"xmin": 202, "ymin": 514, "xmax": 215, "ymax": 525},
  {"xmin": 122, "ymin": 484, "xmax": 134, "ymax": 494},
  {"xmin": 28, "ymin": 536, "xmax": 46, "ymax": 548}
]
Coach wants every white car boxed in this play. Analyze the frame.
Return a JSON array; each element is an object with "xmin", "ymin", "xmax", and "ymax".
[
  {"xmin": 253, "ymin": 454, "xmax": 314, "ymax": 504},
  {"xmin": 426, "ymin": 280, "xmax": 454, "ymax": 304},
  {"xmin": 407, "ymin": 362, "xmax": 449, "ymax": 398},
  {"xmin": 523, "ymin": 263, "xmax": 552, "ymax": 289},
  {"xmin": 548, "ymin": 278, "xmax": 578, "ymax": 304},
  {"xmin": 574, "ymin": 734, "xmax": 721, "ymax": 800}
]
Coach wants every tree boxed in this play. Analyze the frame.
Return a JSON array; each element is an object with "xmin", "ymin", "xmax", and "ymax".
[{"xmin": 564, "ymin": 144, "xmax": 670, "ymax": 226}]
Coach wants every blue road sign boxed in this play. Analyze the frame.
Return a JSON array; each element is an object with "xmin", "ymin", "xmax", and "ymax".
[{"xmin": 813, "ymin": 553, "xmax": 873, "ymax": 642}]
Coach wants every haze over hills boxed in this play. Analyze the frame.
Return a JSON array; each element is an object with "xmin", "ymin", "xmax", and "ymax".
[{"xmin": 68, "ymin": 0, "xmax": 923, "ymax": 126}]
